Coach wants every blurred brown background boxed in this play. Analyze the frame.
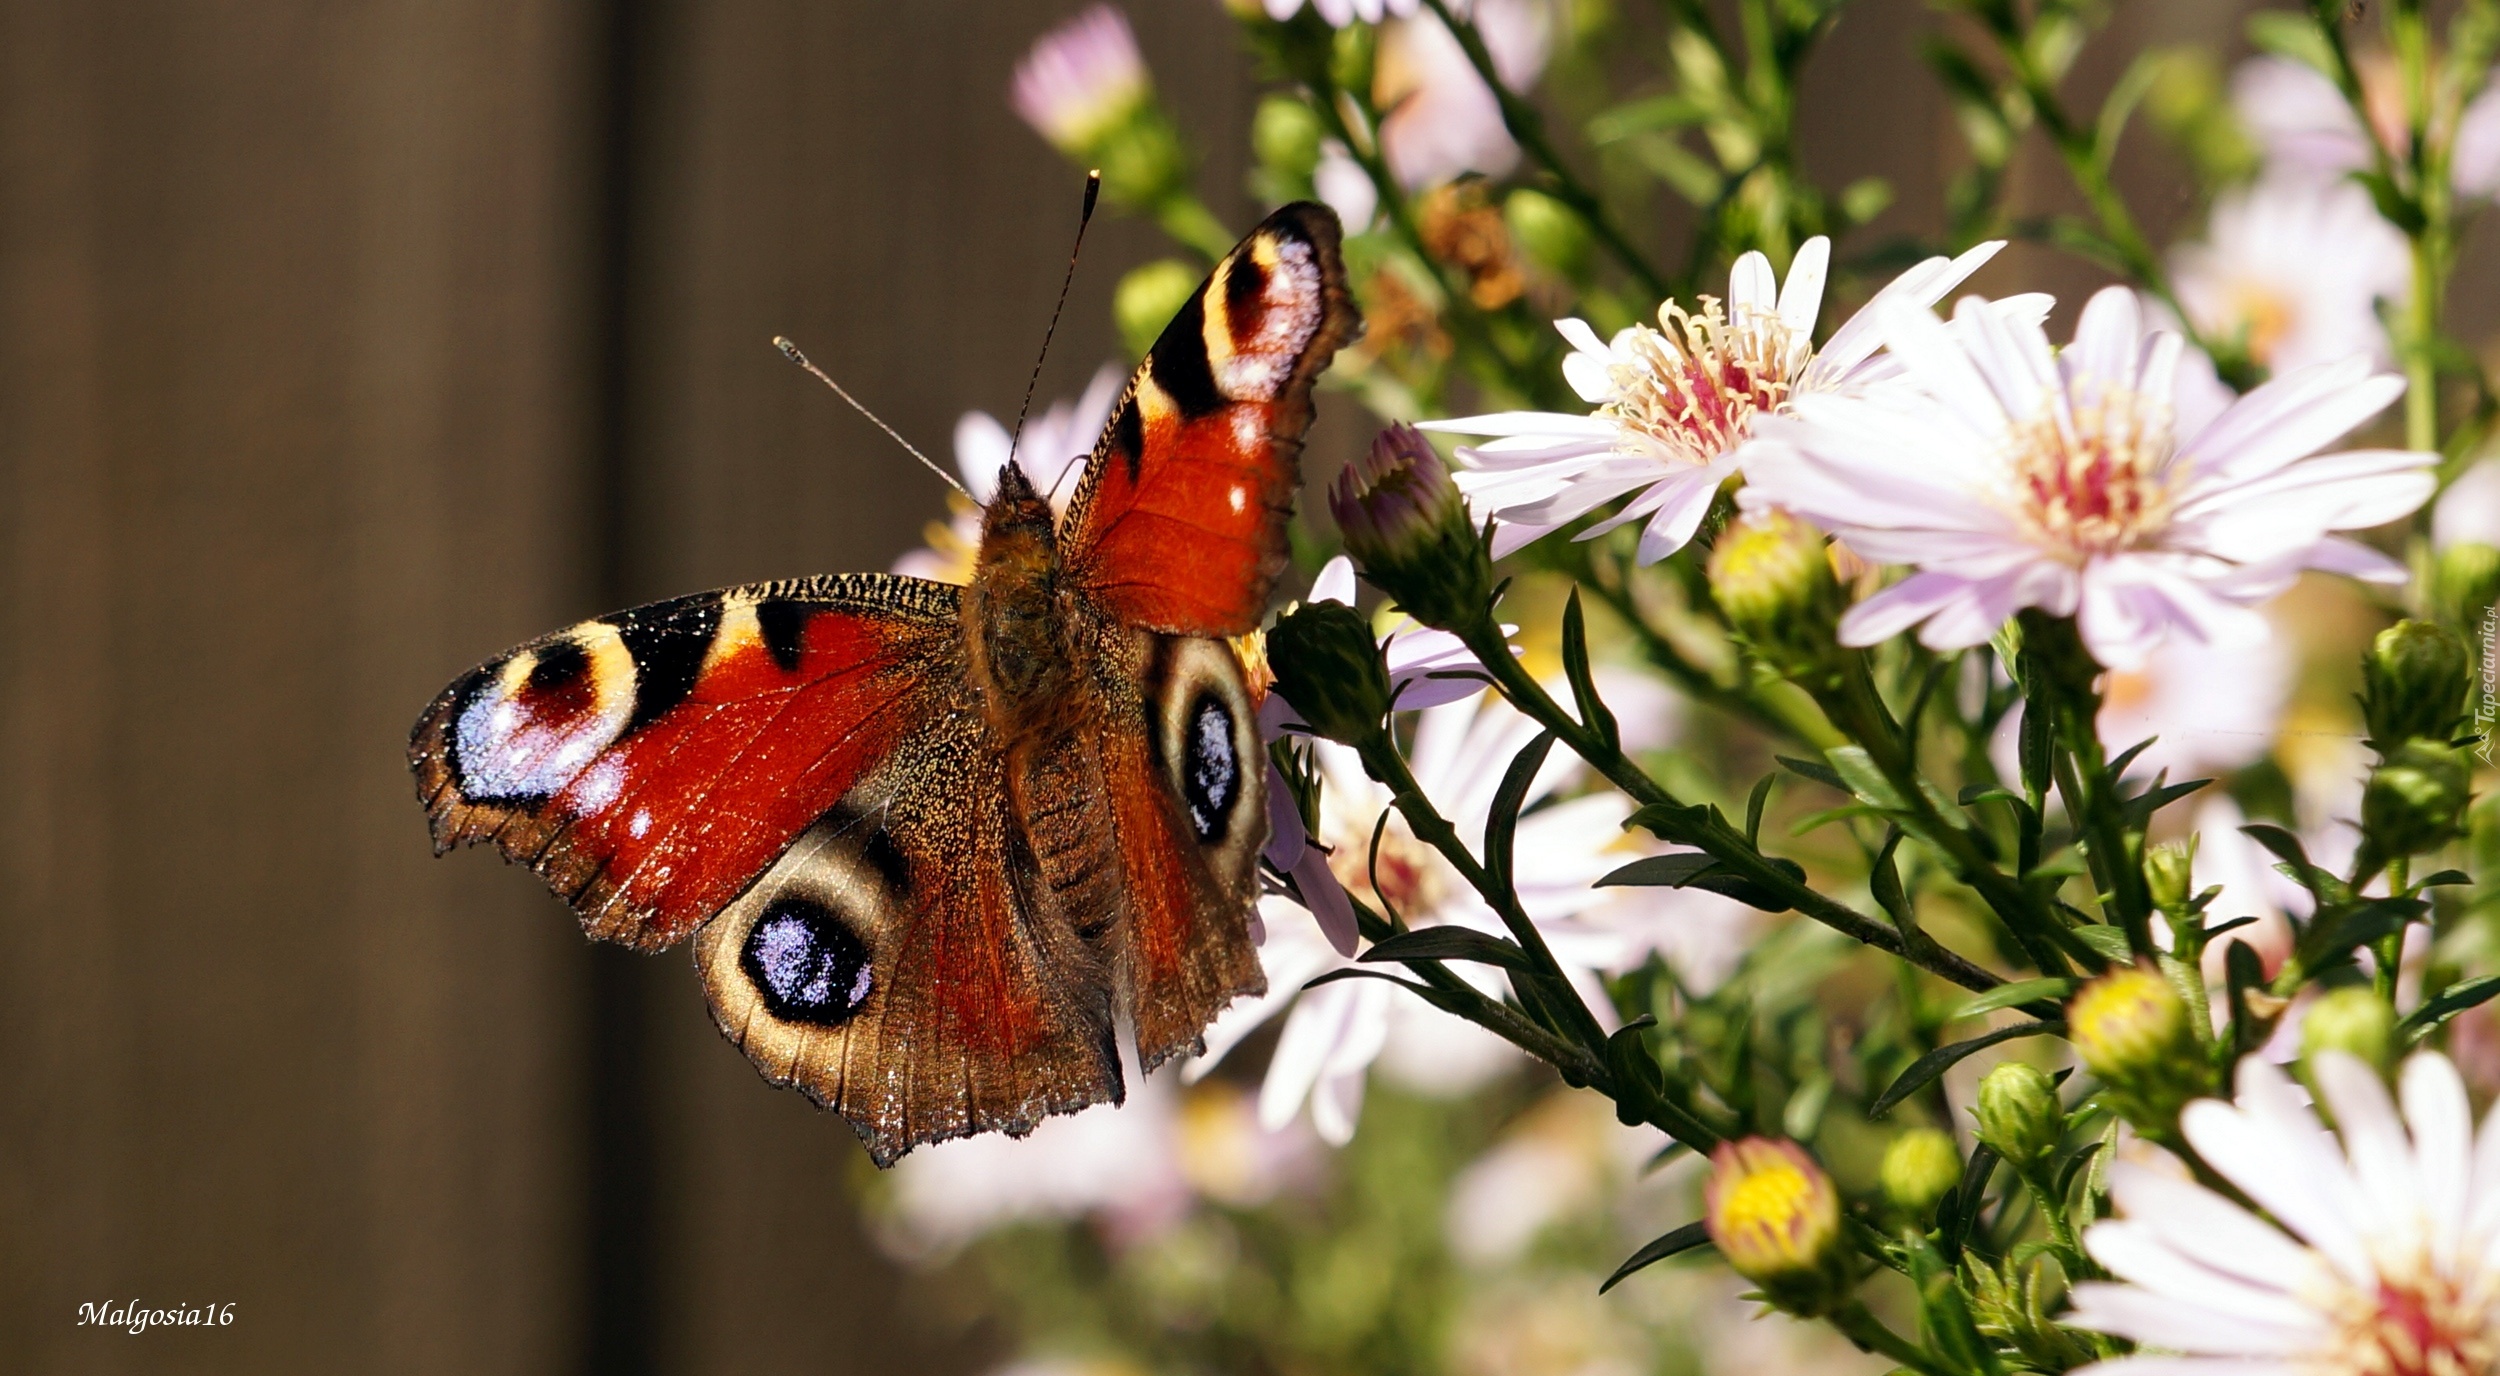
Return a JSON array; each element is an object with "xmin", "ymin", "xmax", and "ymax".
[{"xmin": 0, "ymin": 1, "xmax": 2251, "ymax": 1372}]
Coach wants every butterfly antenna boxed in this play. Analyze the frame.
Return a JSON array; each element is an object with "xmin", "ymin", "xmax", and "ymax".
[
  {"xmin": 1008, "ymin": 170, "xmax": 1103, "ymax": 466},
  {"xmin": 772, "ymin": 336, "xmax": 968, "ymax": 498}
]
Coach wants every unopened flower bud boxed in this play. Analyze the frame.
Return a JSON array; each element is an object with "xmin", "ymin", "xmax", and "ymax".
[
  {"xmin": 2069, "ymin": 965, "xmax": 2208, "ymax": 1134},
  {"xmin": 1330, "ymin": 425, "xmax": 1493, "ymax": 632},
  {"xmin": 2433, "ymin": 542, "xmax": 2500, "ymax": 628},
  {"xmin": 1880, "ymin": 1127, "xmax": 1962, "ymax": 1221},
  {"xmin": 1252, "ymin": 95, "xmax": 1322, "ymax": 180},
  {"xmin": 2361, "ymin": 619, "xmax": 2472, "ymax": 749},
  {"xmin": 2144, "ymin": 838, "xmax": 2198, "ymax": 917},
  {"xmin": 1704, "ymin": 1137, "xmax": 1851, "ymax": 1316},
  {"xmin": 1707, "ymin": 510, "xmax": 1844, "ymax": 685},
  {"xmin": 1266, "ymin": 599, "xmax": 1393, "ymax": 745},
  {"xmin": 2300, "ymin": 986, "xmax": 2394, "ymax": 1077},
  {"xmin": 2361, "ymin": 737, "xmax": 2471, "ymax": 859},
  {"xmin": 1972, "ymin": 1061, "xmax": 2064, "ymax": 1169}
]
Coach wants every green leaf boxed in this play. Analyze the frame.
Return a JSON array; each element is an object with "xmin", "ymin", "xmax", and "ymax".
[
  {"xmin": 1595, "ymin": 852, "xmax": 1804, "ymax": 913},
  {"xmin": 1596, "ymin": 853, "xmax": 1719, "ymax": 888},
  {"xmin": 1948, "ymin": 977, "xmax": 2076, "ymax": 1020},
  {"xmin": 1872, "ymin": 1020, "xmax": 2067, "ymax": 1117},
  {"xmin": 2417, "ymin": 869, "xmax": 2473, "ymax": 889},
  {"xmin": 1825, "ymin": 745, "xmax": 1912, "ymax": 811},
  {"xmin": 1775, "ymin": 754, "xmax": 1847, "ymax": 791},
  {"xmin": 2245, "ymin": 10, "xmax": 2335, "ymax": 72},
  {"xmin": 1301, "ymin": 966, "xmax": 1481, "ymax": 1021},
  {"xmin": 1625, "ymin": 800, "xmax": 1711, "ymax": 842},
  {"xmin": 1484, "ymin": 731, "xmax": 1557, "ymax": 894},
  {"xmin": 1358, "ymin": 926, "xmax": 1534, "ymax": 971},
  {"xmin": 2401, "ymin": 975, "xmax": 2500, "ymax": 1042},
  {"xmin": 1959, "ymin": 784, "xmax": 2021, "ymax": 806},
  {"xmin": 1598, "ymin": 1221, "xmax": 1713, "ymax": 1293},
  {"xmin": 1745, "ymin": 773, "xmax": 1777, "ymax": 846},
  {"xmin": 2071, "ymin": 925, "xmax": 2134, "ymax": 963},
  {"xmin": 1559, "ymin": 590, "xmax": 1618, "ymax": 751}
]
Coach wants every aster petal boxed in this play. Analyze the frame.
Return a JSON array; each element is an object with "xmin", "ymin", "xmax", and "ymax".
[
  {"xmin": 952, "ymin": 411, "xmax": 1013, "ymax": 500},
  {"xmin": 1311, "ymin": 554, "xmax": 1358, "ymax": 606},
  {"xmin": 2064, "ymin": 1281, "xmax": 2320, "ymax": 1355},
  {"xmin": 2296, "ymin": 535, "xmax": 2410, "ymax": 584},
  {"xmin": 1728, "ymin": 249, "xmax": 1776, "ymax": 314},
  {"xmin": 1263, "ymin": 763, "xmax": 1308, "ymax": 869},
  {"xmin": 2172, "ymin": 357, "xmax": 2402, "ymax": 486},
  {"xmin": 2312, "ymin": 1051, "xmax": 2423, "ymax": 1234},
  {"xmin": 2069, "ymin": 1358, "xmax": 2299, "ymax": 1375},
  {"xmin": 1259, "ymin": 980, "xmax": 1367, "ymax": 1131},
  {"xmin": 2183, "ymin": 1060, "xmax": 2378, "ymax": 1284},
  {"xmin": 1422, "ymin": 409, "xmax": 1617, "ymax": 440},
  {"xmin": 2102, "ymin": 1163, "xmax": 2327, "ymax": 1294},
  {"xmin": 1776, "ymin": 236, "xmax": 1831, "ymax": 337},
  {"xmin": 1838, "ymin": 570, "xmax": 1986, "ymax": 646},
  {"xmin": 2083, "ymin": 1222, "xmax": 2324, "ymax": 1333},
  {"xmin": 1632, "ymin": 467, "xmax": 1730, "ymax": 564},
  {"xmin": 1812, "ymin": 239, "xmax": 2006, "ymax": 382},
  {"xmin": 2400, "ymin": 1051, "xmax": 2474, "ymax": 1265},
  {"xmin": 1873, "ymin": 296, "xmax": 2021, "ymax": 436},
  {"xmin": 2066, "ymin": 285, "xmax": 2149, "ymax": 398},
  {"xmin": 1292, "ymin": 844, "xmax": 1361, "ymax": 957}
]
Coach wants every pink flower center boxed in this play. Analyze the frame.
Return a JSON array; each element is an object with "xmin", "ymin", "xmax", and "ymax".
[
  {"xmin": 1327, "ymin": 820, "xmax": 1448, "ymax": 919},
  {"xmin": 1604, "ymin": 297, "xmax": 1808, "ymax": 468},
  {"xmin": 2321, "ymin": 1261, "xmax": 2500, "ymax": 1376},
  {"xmin": 2007, "ymin": 386, "xmax": 2179, "ymax": 561}
]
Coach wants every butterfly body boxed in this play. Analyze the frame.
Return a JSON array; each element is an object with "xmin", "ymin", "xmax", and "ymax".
[{"xmin": 411, "ymin": 204, "xmax": 1357, "ymax": 1164}]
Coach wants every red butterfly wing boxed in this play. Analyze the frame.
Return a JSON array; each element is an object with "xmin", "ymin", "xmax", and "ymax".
[{"xmin": 1059, "ymin": 202, "xmax": 1358, "ymax": 638}]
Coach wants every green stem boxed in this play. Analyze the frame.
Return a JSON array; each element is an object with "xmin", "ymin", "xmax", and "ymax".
[
  {"xmin": 2024, "ymin": 614, "xmax": 2156, "ymax": 956},
  {"xmin": 1828, "ymin": 1301, "xmax": 1954, "ymax": 1376},
  {"xmin": 1451, "ymin": 616, "xmax": 2007, "ymax": 995}
]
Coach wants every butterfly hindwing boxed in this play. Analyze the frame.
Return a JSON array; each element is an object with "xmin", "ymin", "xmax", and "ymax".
[{"xmin": 1059, "ymin": 201, "xmax": 1359, "ymax": 638}]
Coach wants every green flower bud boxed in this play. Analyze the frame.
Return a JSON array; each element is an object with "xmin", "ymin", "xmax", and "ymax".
[
  {"xmin": 2433, "ymin": 541, "xmax": 2500, "ymax": 629},
  {"xmin": 1252, "ymin": 96, "xmax": 1323, "ymax": 180},
  {"xmin": 1879, "ymin": 1127, "xmax": 1963, "ymax": 1220},
  {"xmin": 2300, "ymin": 986, "xmax": 2394, "ymax": 1077},
  {"xmin": 1972, "ymin": 1061, "xmax": 2064, "ymax": 1170},
  {"xmin": 2144, "ymin": 838, "xmax": 2198, "ymax": 917},
  {"xmin": 1329, "ymin": 425, "xmax": 1494, "ymax": 633},
  {"xmin": 2361, "ymin": 737, "xmax": 2471, "ymax": 860},
  {"xmin": 1503, "ymin": 187, "xmax": 1590, "ymax": 278},
  {"xmin": 1704, "ymin": 1137, "xmax": 1851, "ymax": 1317},
  {"xmin": 2361, "ymin": 619, "xmax": 2472, "ymax": 749},
  {"xmin": 1114, "ymin": 259, "xmax": 1202, "ymax": 359},
  {"xmin": 1706, "ymin": 511, "xmax": 1844, "ymax": 685},
  {"xmin": 2069, "ymin": 965, "xmax": 2209, "ymax": 1134},
  {"xmin": 1267, "ymin": 600, "xmax": 1393, "ymax": 746}
]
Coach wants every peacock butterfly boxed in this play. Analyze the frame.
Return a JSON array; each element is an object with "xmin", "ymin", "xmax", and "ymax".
[{"xmin": 410, "ymin": 204, "xmax": 1358, "ymax": 1165}]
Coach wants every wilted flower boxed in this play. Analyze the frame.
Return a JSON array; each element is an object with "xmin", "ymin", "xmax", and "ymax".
[
  {"xmin": 2068, "ymin": 1051, "xmax": 2500, "ymax": 1373},
  {"xmin": 1424, "ymin": 238, "xmax": 2008, "ymax": 562},
  {"xmin": 1010, "ymin": 5, "xmax": 1150, "ymax": 155},
  {"xmin": 1704, "ymin": 1137, "xmax": 1850, "ymax": 1316},
  {"xmin": 2167, "ymin": 175, "xmax": 2410, "ymax": 375},
  {"xmin": 894, "ymin": 363, "xmax": 1123, "ymax": 582},
  {"xmin": 1742, "ymin": 286, "xmax": 2437, "ymax": 672}
]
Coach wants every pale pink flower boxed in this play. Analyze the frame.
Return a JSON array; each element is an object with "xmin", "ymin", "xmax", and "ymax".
[
  {"xmin": 2235, "ymin": 54, "xmax": 2500, "ymax": 197},
  {"xmin": 2169, "ymin": 175, "xmax": 2410, "ymax": 375},
  {"xmin": 1374, "ymin": 0, "xmax": 1548, "ymax": 190},
  {"xmin": 1260, "ymin": 0, "xmax": 1422, "ymax": 25},
  {"xmin": 2434, "ymin": 458, "xmax": 2500, "ymax": 549},
  {"xmin": 892, "ymin": 363, "xmax": 1122, "ymax": 583},
  {"xmin": 2069, "ymin": 1051, "xmax": 2500, "ymax": 1373},
  {"xmin": 1424, "ymin": 238, "xmax": 2011, "ymax": 562},
  {"xmin": 1011, "ymin": 5, "xmax": 1150, "ymax": 154},
  {"xmin": 1742, "ymin": 286, "xmax": 2436, "ymax": 671}
]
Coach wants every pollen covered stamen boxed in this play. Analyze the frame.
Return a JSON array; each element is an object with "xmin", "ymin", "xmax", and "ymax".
[
  {"xmin": 1605, "ymin": 295, "xmax": 1809, "ymax": 468},
  {"xmin": 2317, "ymin": 1257, "xmax": 2500, "ymax": 1376},
  {"xmin": 2008, "ymin": 385, "xmax": 2179, "ymax": 561}
]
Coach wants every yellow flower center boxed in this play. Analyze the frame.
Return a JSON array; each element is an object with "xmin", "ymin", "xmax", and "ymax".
[
  {"xmin": 2069, "ymin": 967, "xmax": 2186, "ymax": 1076},
  {"xmin": 2313, "ymin": 1253, "xmax": 2500, "ymax": 1376},
  {"xmin": 1604, "ymin": 295, "xmax": 1809, "ymax": 467},
  {"xmin": 2223, "ymin": 280, "xmax": 2298, "ymax": 371},
  {"xmin": 1719, "ymin": 1161, "xmax": 1819, "ymax": 1257},
  {"xmin": 2007, "ymin": 385, "xmax": 2180, "ymax": 562}
]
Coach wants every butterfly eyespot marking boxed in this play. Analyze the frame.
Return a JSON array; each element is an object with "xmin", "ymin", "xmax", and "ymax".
[
  {"xmin": 1180, "ymin": 694, "xmax": 1239, "ymax": 844},
  {"xmin": 1145, "ymin": 636, "xmax": 1265, "ymax": 879},
  {"xmin": 740, "ymin": 897, "xmax": 874, "ymax": 1027},
  {"xmin": 448, "ymin": 622, "xmax": 638, "ymax": 804}
]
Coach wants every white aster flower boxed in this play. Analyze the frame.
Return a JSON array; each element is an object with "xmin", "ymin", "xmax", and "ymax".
[
  {"xmin": 1011, "ymin": 5, "xmax": 1150, "ymax": 155},
  {"xmin": 2435, "ymin": 459, "xmax": 2500, "ymax": 550},
  {"xmin": 892, "ymin": 362, "xmax": 1123, "ymax": 583},
  {"xmin": 1197, "ymin": 687, "xmax": 1683, "ymax": 1143},
  {"xmin": 2170, "ymin": 175, "xmax": 2411, "ymax": 376},
  {"xmin": 1374, "ymin": 0, "xmax": 1548, "ymax": 191},
  {"xmin": 1424, "ymin": 237, "xmax": 2009, "ymax": 562},
  {"xmin": 1742, "ymin": 285, "xmax": 2438, "ymax": 671},
  {"xmin": 2235, "ymin": 54, "xmax": 2500, "ymax": 198},
  {"xmin": 2068, "ymin": 1050, "xmax": 2500, "ymax": 1373}
]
